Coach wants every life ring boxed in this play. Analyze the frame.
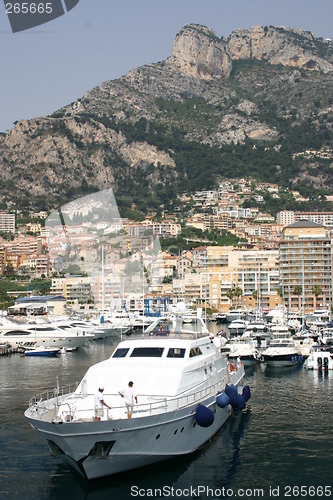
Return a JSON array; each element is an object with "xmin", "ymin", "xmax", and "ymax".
[
  {"xmin": 263, "ymin": 327, "xmax": 268, "ymax": 333},
  {"xmin": 138, "ymin": 304, "xmax": 142, "ymax": 309},
  {"xmin": 230, "ymin": 362, "xmax": 236, "ymax": 372}
]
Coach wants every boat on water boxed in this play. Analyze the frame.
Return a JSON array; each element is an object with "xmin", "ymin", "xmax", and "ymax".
[
  {"xmin": 226, "ymin": 337, "xmax": 259, "ymax": 367},
  {"xmin": 228, "ymin": 319, "xmax": 248, "ymax": 335},
  {"xmin": 226, "ymin": 308, "xmax": 247, "ymax": 323},
  {"xmin": 24, "ymin": 346, "xmax": 61, "ymax": 357},
  {"xmin": 24, "ymin": 313, "xmax": 249, "ymax": 480},
  {"xmin": 0, "ymin": 318, "xmax": 94, "ymax": 350},
  {"xmin": 303, "ymin": 349, "xmax": 333, "ymax": 370},
  {"xmin": 260, "ymin": 325, "xmax": 303, "ymax": 367},
  {"xmin": 214, "ymin": 313, "xmax": 227, "ymax": 324}
]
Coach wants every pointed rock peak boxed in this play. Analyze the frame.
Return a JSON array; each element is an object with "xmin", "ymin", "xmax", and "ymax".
[
  {"xmin": 169, "ymin": 24, "xmax": 232, "ymax": 80},
  {"xmin": 177, "ymin": 24, "xmax": 219, "ymax": 40}
]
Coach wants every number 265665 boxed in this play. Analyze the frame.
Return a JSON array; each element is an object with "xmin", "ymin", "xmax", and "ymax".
[{"xmin": 5, "ymin": 3, "xmax": 53, "ymax": 14}]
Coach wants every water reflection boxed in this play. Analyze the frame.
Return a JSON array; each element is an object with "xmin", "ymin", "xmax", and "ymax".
[
  {"xmin": 46, "ymin": 410, "xmax": 250, "ymax": 500},
  {"xmin": 1, "ymin": 338, "xmax": 333, "ymax": 500}
]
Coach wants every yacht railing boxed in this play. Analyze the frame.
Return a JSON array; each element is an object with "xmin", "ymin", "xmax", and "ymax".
[
  {"xmin": 26, "ymin": 367, "xmax": 244, "ymax": 423},
  {"xmin": 28, "ymin": 382, "xmax": 79, "ymax": 408}
]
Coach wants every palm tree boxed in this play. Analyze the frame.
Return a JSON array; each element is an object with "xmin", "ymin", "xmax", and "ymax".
[
  {"xmin": 293, "ymin": 285, "xmax": 302, "ymax": 311},
  {"xmin": 226, "ymin": 289, "xmax": 234, "ymax": 308},
  {"xmin": 234, "ymin": 287, "xmax": 243, "ymax": 306},
  {"xmin": 312, "ymin": 285, "xmax": 322, "ymax": 308}
]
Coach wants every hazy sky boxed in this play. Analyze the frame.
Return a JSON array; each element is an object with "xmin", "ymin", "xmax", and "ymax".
[{"xmin": 1, "ymin": 0, "xmax": 333, "ymax": 132}]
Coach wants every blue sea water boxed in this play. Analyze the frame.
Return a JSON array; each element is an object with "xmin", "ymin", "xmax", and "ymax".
[{"xmin": 0, "ymin": 335, "xmax": 332, "ymax": 500}]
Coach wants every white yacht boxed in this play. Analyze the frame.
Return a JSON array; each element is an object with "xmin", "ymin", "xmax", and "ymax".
[
  {"xmin": 228, "ymin": 319, "xmax": 248, "ymax": 335},
  {"xmin": 303, "ymin": 349, "xmax": 333, "ymax": 370},
  {"xmin": 243, "ymin": 321, "xmax": 270, "ymax": 336},
  {"xmin": 226, "ymin": 308, "xmax": 247, "ymax": 323},
  {"xmin": 226, "ymin": 337, "xmax": 259, "ymax": 367},
  {"xmin": 0, "ymin": 319, "xmax": 94, "ymax": 350},
  {"xmin": 260, "ymin": 325, "xmax": 303, "ymax": 367},
  {"xmin": 25, "ymin": 314, "xmax": 248, "ymax": 480}
]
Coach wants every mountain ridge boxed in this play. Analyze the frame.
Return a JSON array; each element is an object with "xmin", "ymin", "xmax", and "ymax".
[{"xmin": 1, "ymin": 24, "xmax": 333, "ymax": 213}]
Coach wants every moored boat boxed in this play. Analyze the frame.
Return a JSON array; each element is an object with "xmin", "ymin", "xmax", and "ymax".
[
  {"xmin": 228, "ymin": 319, "xmax": 248, "ymax": 335},
  {"xmin": 24, "ymin": 313, "xmax": 249, "ymax": 480},
  {"xmin": 260, "ymin": 325, "xmax": 303, "ymax": 367},
  {"xmin": 303, "ymin": 349, "xmax": 333, "ymax": 370},
  {"xmin": 24, "ymin": 346, "xmax": 61, "ymax": 357}
]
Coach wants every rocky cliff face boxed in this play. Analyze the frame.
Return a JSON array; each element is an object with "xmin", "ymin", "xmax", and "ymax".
[
  {"xmin": 227, "ymin": 25, "xmax": 333, "ymax": 73},
  {"xmin": 169, "ymin": 24, "xmax": 333, "ymax": 80},
  {"xmin": 1, "ymin": 23, "xmax": 333, "ymax": 209},
  {"xmin": 169, "ymin": 24, "xmax": 232, "ymax": 79}
]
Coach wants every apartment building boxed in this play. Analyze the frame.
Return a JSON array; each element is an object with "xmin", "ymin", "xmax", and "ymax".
[
  {"xmin": 170, "ymin": 247, "xmax": 281, "ymax": 311},
  {"xmin": 2, "ymin": 235, "xmax": 42, "ymax": 255},
  {"xmin": 0, "ymin": 211, "xmax": 15, "ymax": 233},
  {"xmin": 205, "ymin": 247, "xmax": 281, "ymax": 311},
  {"xmin": 277, "ymin": 210, "xmax": 333, "ymax": 229},
  {"xmin": 276, "ymin": 211, "xmax": 295, "ymax": 225},
  {"xmin": 279, "ymin": 220, "xmax": 332, "ymax": 312},
  {"xmin": 50, "ymin": 277, "xmax": 91, "ymax": 304}
]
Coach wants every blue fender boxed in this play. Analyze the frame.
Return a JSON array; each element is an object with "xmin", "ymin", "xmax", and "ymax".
[
  {"xmin": 216, "ymin": 393, "xmax": 230, "ymax": 408},
  {"xmin": 195, "ymin": 404, "xmax": 214, "ymax": 427},
  {"xmin": 242, "ymin": 385, "xmax": 251, "ymax": 401}
]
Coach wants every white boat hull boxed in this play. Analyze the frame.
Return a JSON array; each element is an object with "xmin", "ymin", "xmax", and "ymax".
[
  {"xmin": 26, "ymin": 394, "xmax": 234, "ymax": 480},
  {"xmin": 303, "ymin": 351, "xmax": 333, "ymax": 370}
]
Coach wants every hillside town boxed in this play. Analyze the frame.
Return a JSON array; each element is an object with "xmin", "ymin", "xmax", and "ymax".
[{"xmin": 1, "ymin": 178, "xmax": 333, "ymax": 316}]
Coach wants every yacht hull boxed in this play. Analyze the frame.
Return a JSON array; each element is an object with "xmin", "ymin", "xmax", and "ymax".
[
  {"xmin": 263, "ymin": 354, "xmax": 302, "ymax": 367},
  {"xmin": 26, "ymin": 396, "xmax": 233, "ymax": 480}
]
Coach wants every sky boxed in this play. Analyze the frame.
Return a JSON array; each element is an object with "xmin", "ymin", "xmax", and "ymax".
[{"xmin": 1, "ymin": 0, "xmax": 333, "ymax": 132}]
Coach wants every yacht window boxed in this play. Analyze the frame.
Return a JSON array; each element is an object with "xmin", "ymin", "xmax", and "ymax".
[
  {"xmin": 130, "ymin": 347, "xmax": 164, "ymax": 357},
  {"xmin": 189, "ymin": 347, "xmax": 203, "ymax": 358},
  {"xmin": 27, "ymin": 327, "xmax": 58, "ymax": 332},
  {"xmin": 112, "ymin": 348, "xmax": 130, "ymax": 358},
  {"xmin": 4, "ymin": 330, "xmax": 30, "ymax": 336},
  {"xmin": 167, "ymin": 348, "xmax": 186, "ymax": 358}
]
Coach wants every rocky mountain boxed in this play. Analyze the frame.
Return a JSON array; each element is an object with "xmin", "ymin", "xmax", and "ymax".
[{"xmin": 1, "ymin": 24, "xmax": 333, "ymax": 214}]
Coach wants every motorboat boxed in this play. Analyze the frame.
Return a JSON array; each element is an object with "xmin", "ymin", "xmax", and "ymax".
[
  {"xmin": 228, "ymin": 319, "xmax": 248, "ymax": 336},
  {"xmin": 0, "ymin": 319, "xmax": 94, "ymax": 350},
  {"xmin": 127, "ymin": 313, "xmax": 156, "ymax": 332},
  {"xmin": 226, "ymin": 308, "xmax": 247, "ymax": 323},
  {"xmin": 226, "ymin": 337, "xmax": 259, "ymax": 367},
  {"xmin": 24, "ymin": 346, "xmax": 61, "ymax": 357},
  {"xmin": 214, "ymin": 313, "xmax": 227, "ymax": 324},
  {"xmin": 260, "ymin": 325, "xmax": 303, "ymax": 367},
  {"xmin": 243, "ymin": 321, "xmax": 269, "ymax": 336},
  {"xmin": 320, "ymin": 328, "xmax": 333, "ymax": 351},
  {"xmin": 264, "ymin": 307, "xmax": 286, "ymax": 325},
  {"xmin": 303, "ymin": 349, "xmax": 333, "ymax": 370},
  {"xmin": 183, "ymin": 312, "xmax": 196, "ymax": 324},
  {"xmin": 24, "ymin": 313, "xmax": 249, "ymax": 480}
]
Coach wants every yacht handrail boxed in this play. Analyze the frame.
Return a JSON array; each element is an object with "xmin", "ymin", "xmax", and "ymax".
[
  {"xmin": 26, "ymin": 369, "xmax": 243, "ymax": 422},
  {"xmin": 28, "ymin": 382, "xmax": 79, "ymax": 407}
]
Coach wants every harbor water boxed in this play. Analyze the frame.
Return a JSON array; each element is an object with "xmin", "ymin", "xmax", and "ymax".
[{"xmin": 1, "ymin": 329, "xmax": 333, "ymax": 500}]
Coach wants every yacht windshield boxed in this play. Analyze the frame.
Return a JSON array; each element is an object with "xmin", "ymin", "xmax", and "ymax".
[
  {"xmin": 112, "ymin": 348, "xmax": 130, "ymax": 358},
  {"xmin": 130, "ymin": 347, "xmax": 164, "ymax": 357},
  {"xmin": 167, "ymin": 348, "xmax": 186, "ymax": 358}
]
